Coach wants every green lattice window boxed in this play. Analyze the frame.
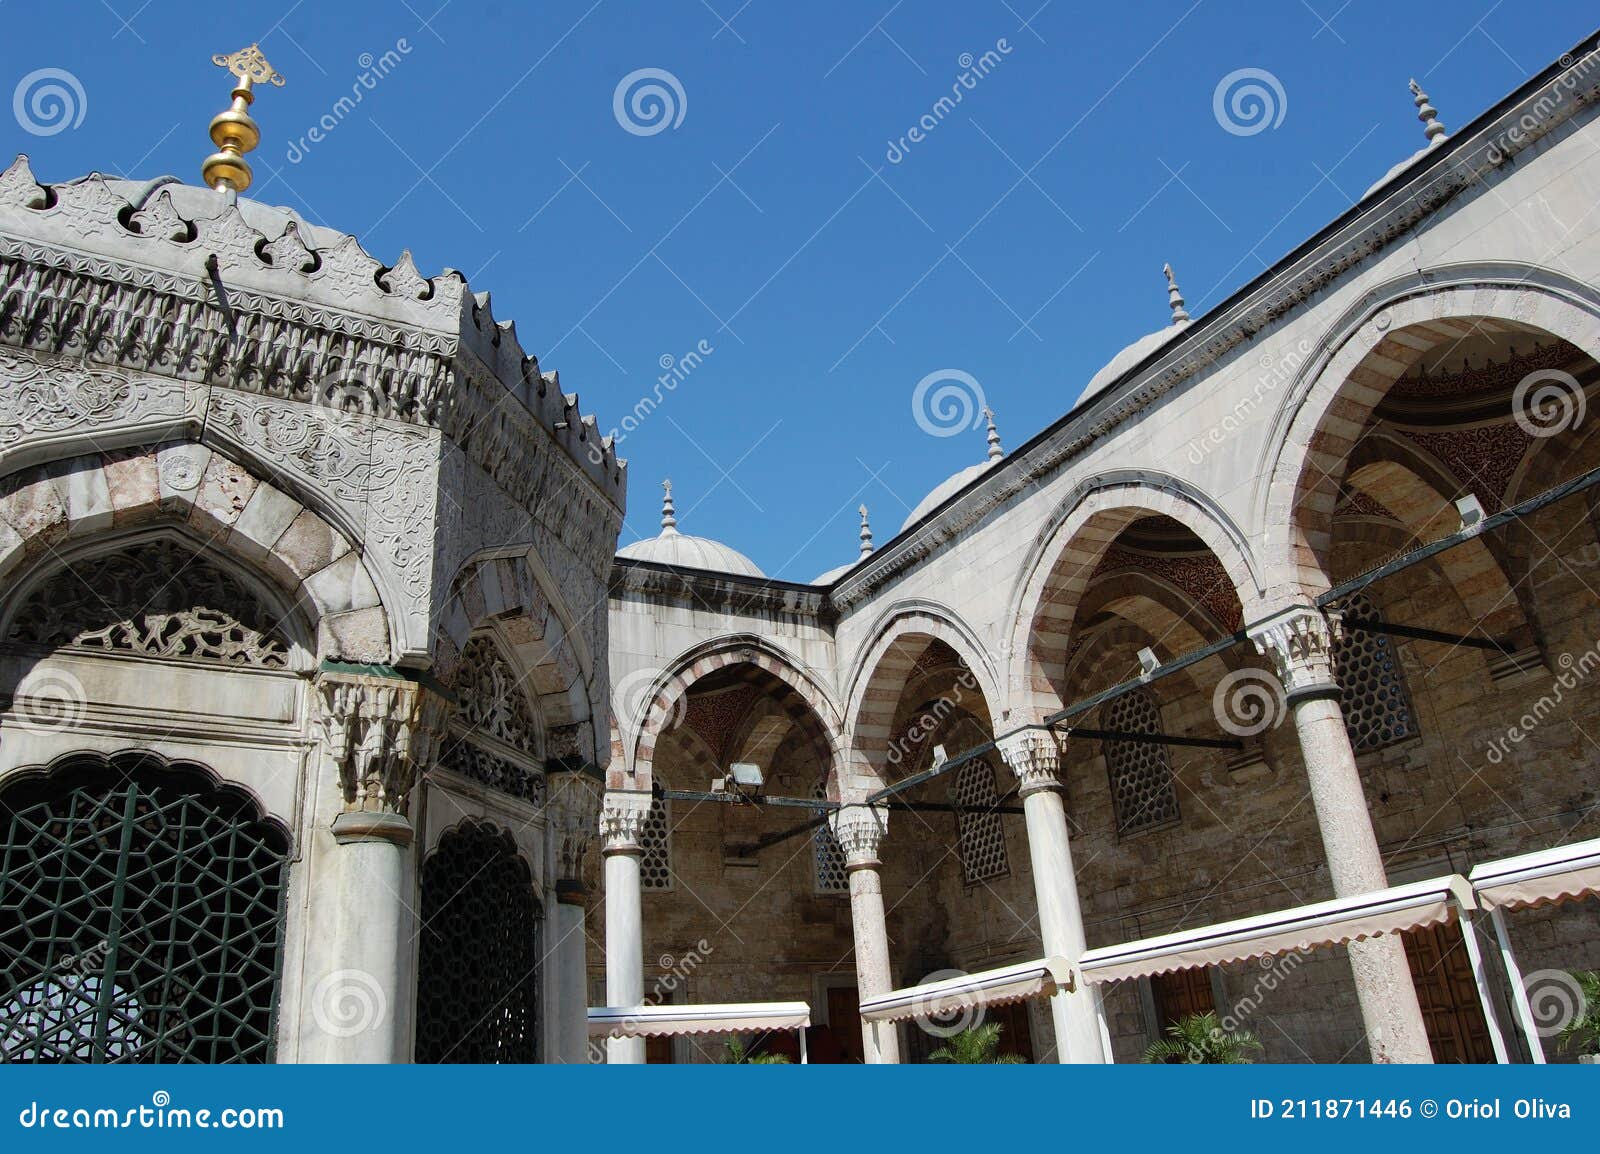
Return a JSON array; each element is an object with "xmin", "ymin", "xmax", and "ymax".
[
  {"xmin": 0, "ymin": 753, "xmax": 290, "ymax": 1063},
  {"xmin": 415, "ymin": 821, "xmax": 541, "ymax": 1063}
]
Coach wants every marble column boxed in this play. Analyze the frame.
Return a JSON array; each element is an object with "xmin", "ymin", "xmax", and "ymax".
[
  {"xmin": 830, "ymin": 804, "xmax": 901, "ymax": 1064},
  {"xmin": 997, "ymin": 729, "xmax": 1107, "ymax": 1063},
  {"xmin": 600, "ymin": 790, "xmax": 650, "ymax": 1064},
  {"xmin": 546, "ymin": 767, "xmax": 602, "ymax": 1064},
  {"xmin": 302, "ymin": 671, "xmax": 448, "ymax": 1063},
  {"xmin": 1249, "ymin": 604, "xmax": 1433, "ymax": 1063}
]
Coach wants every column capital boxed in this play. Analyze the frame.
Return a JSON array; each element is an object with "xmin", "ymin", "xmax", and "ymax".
[
  {"xmin": 997, "ymin": 728, "xmax": 1063, "ymax": 795},
  {"xmin": 599, "ymin": 789, "xmax": 652, "ymax": 855},
  {"xmin": 315, "ymin": 670, "xmax": 450, "ymax": 822},
  {"xmin": 828, "ymin": 804, "xmax": 888, "ymax": 869},
  {"xmin": 1246, "ymin": 604, "xmax": 1343, "ymax": 699},
  {"xmin": 547, "ymin": 768, "xmax": 604, "ymax": 881}
]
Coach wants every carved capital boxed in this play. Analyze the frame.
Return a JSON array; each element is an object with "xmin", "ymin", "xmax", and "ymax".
[
  {"xmin": 316, "ymin": 671, "xmax": 451, "ymax": 818},
  {"xmin": 828, "ymin": 804, "xmax": 888, "ymax": 869},
  {"xmin": 997, "ymin": 729, "xmax": 1063, "ymax": 795},
  {"xmin": 547, "ymin": 769, "xmax": 603, "ymax": 881},
  {"xmin": 599, "ymin": 790, "xmax": 652, "ymax": 854},
  {"xmin": 1247, "ymin": 605, "xmax": 1342, "ymax": 698}
]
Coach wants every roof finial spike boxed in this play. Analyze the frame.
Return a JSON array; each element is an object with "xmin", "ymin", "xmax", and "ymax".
[
  {"xmin": 660, "ymin": 478, "xmax": 678, "ymax": 533},
  {"xmin": 983, "ymin": 406, "xmax": 1003, "ymax": 461},
  {"xmin": 1163, "ymin": 262, "xmax": 1190, "ymax": 324},
  {"xmin": 1409, "ymin": 78, "xmax": 1447, "ymax": 144},
  {"xmin": 859, "ymin": 504, "xmax": 874, "ymax": 556},
  {"xmin": 202, "ymin": 44, "xmax": 285, "ymax": 194}
]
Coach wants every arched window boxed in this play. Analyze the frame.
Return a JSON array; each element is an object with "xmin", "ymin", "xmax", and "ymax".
[
  {"xmin": 0, "ymin": 752, "xmax": 289, "ymax": 1062},
  {"xmin": 639, "ymin": 796, "xmax": 672, "ymax": 892},
  {"xmin": 812, "ymin": 781, "xmax": 848, "ymax": 894},
  {"xmin": 1101, "ymin": 687, "xmax": 1180, "ymax": 835},
  {"xmin": 416, "ymin": 821, "xmax": 541, "ymax": 1062},
  {"xmin": 951, "ymin": 758, "xmax": 1009, "ymax": 883},
  {"xmin": 6, "ymin": 538, "xmax": 292, "ymax": 667},
  {"xmin": 1333, "ymin": 592, "xmax": 1420, "ymax": 752}
]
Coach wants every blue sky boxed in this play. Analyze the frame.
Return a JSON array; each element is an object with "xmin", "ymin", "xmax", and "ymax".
[{"xmin": 4, "ymin": 2, "xmax": 1593, "ymax": 580}]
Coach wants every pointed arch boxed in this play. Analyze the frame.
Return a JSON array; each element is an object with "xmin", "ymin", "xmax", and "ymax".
[
  {"xmin": 1259, "ymin": 266, "xmax": 1600, "ymax": 600},
  {"xmin": 1005, "ymin": 474, "xmax": 1262, "ymax": 724}
]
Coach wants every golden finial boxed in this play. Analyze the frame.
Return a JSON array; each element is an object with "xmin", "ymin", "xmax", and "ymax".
[{"xmin": 202, "ymin": 44, "xmax": 285, "ymax": 193}]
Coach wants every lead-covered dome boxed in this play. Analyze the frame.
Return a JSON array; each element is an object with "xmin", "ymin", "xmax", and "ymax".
[
  {"xmin": 1079, "ymin": 263, "xmax": 1192, "ymax": 403},
  {"xmin": 901, "ymin": 410, "xmax": 1005, "ymax": 532},
  {"xmin": 617, "ymin": 481, "xmax": 765, "ymax": 578}
]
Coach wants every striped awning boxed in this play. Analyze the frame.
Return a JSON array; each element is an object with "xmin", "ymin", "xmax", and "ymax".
[
  {"xmin": 1079, "ymin": 875, "xmax": 1474, "ymax": 984},
  {"xmin": 587, "ymin": 1001, "xmax": 811, "ymax": 1038},
  {"xmin": 858, "ymin": 957, "xmax": 1074, "ymax": 1024},
  {"xmin": 1469, "ymin": 837, "xmax": 1600, "ymax": 911}
]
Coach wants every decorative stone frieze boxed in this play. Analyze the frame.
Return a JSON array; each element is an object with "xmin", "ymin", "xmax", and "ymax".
[
  {"xmin": 316, "ymin": 671, "xmax": 451, "ymax": 819},
  {"xmin": 547, "ymin": 768, "xmax": 604, "ymax": 883},
  {"xmin": 1248, "ymin": 604, "xmax": 1342, "ymax": 697}
]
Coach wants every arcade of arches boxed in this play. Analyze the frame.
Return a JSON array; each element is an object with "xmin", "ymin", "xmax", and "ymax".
[{"xmin": 5, "ymin": 38, "xmax": 1600, "ymax": 1066}]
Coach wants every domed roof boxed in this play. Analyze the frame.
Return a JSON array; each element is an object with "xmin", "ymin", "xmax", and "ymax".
[
  {"xmin": 1363, "ymin": 81, "xmax": 1449, "ymax": 200},
  {"xmin": 1080, "ymin": 264, "xmax": 1193, "ymax": 402},
  {"xmin": 901, "ymin": 410, "xmax": 1005, "ymax": 532},
  {"xmin": 616, "ymin": 481, "xmax": 765, "ymax": 578}
]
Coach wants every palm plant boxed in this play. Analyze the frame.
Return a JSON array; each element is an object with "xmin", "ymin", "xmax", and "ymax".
[
  {"xmin": 722, "ymin": 1035, "xmax": 791, "ymax": 1064},
  {"xmin": 1142, "ymin": 1011, "xmax": 1263, "ymax": 1064},
  {"xmin": 928, "ymin": 1021, "xmax": 1026, "ymax": 1064},
  {"xmin": 1555, "ymin": 970, "xmax": 1600, "ymax": 1056}
]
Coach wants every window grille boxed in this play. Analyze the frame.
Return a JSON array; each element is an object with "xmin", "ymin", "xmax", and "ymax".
[
  {"xmin": 812, "ymin": 782, "xmax": 848, "ymax": 894},
  {"xmin": 639, "ymin": 796, "xmax": 672, "ymax": 891},
  {"xmin": 1101, "ymin": 687, "xmax": 1180, "ymax": 834},
  {"xmin": 0, "ymin": 754, "xmax": 289, "ymax": 1063},
  {"xmin": 951, "ymin": 759, "xmax": 1009, "ymax": 883},
  {"xmin": 415, "ymin": 822, "xmax": 540, "ymax": 1063},
  {"xmin": 1333, "ymin": 592, "xmax": 1419, "ymax": 752}
]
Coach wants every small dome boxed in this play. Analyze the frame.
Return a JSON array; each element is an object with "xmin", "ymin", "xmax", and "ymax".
[
  {"xmin": 814, "ymin": 505, "xmax": 876, "ymax": 584},
  {"xmin": 901, "ymin": 461, "xmax": 994, "ymax": 531},
  {"xmin": 811, "ymin": 561, "xmax": 857, "ymax": 585},
  {"xmin": 1080, "ymin": 324, "xmax": 1188, "ymax": 401},
  {"xmin": 1080, "ymin": 263, "xmax": 1195, "ymax": 403},
  {"xmin": 616, "ymin": 480, "xmax": 765, "ymax": 578}
]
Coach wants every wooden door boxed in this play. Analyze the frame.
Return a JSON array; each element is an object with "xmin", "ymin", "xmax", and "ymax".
[
  {"xmin": 1152, "ymin": 967, "xmax": 1216, "ymax": 1028},
  {"xmin": 827, "ymin": 986, "xmax": 864, "ymax": 1063},
  {"xmin": 1402, "ymin": 921, "xmax": 1495, "ymax": 1063},
  {"xmin": 644, "ymin": 1033, "xmax": 674, "ymax": 1064},
  {"xmin": 987, "ymin": 1000, "xmax": 1035, "ymax": 1062}
]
